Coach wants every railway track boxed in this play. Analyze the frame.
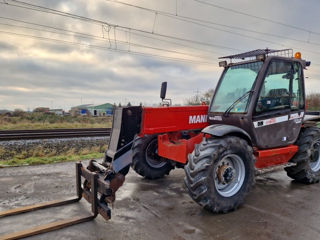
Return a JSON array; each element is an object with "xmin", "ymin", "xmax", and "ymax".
[{"xmin": 0, "ymin": 128, "xmax": 111, "ymax": 141}]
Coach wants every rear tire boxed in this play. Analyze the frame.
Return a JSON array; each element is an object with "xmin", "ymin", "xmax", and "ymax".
[
  {"xmin": 184, "ymin": 136, "xmax": 255, "ymax": 213},
  {"xmin": 131, "ymin": 135, "xmax": 173, "ymax": 179},
  {"xmin": 285, "ymin": 127, "xmax": 320, "ymax": 183}
]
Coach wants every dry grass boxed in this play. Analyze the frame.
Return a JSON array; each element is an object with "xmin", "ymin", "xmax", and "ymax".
[
  {"xmin": 0, "ymin": 112, "xmax": 112, "ymax": 130},
  {"xmin": 0, "ymin": 152, "xmax": 105, "ymax": 167},
  {"xmin": 0, "ymin": 147, "xmax": 6, "ymax": 157},
  {"xmin": 0, "ymin": 143, "xmax": 108, "ymax": 167}
]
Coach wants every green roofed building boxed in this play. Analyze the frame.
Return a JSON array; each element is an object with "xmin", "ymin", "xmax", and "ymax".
[{"xmin": 88, "ymin": 103, "xmax": 114, "ymax": 116}]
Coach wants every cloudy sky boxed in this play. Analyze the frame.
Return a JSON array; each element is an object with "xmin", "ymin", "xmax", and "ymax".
[{"xmin": 0, "ymin": 0, "xmax": 320, "ymax": 111}]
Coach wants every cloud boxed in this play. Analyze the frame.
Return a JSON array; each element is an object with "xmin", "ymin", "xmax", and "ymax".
[
  {"xmin": 0, "ymin": 0, "xmax": 319, "ymax": 111},
  {"xmin": 0, "ymin": 41, "xmax": 16, "ymax": 51}
]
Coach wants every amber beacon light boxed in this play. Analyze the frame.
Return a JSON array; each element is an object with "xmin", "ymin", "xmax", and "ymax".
[{"xmin": 295, "ymin": 52, "xmax": 302, "ymax": 59}]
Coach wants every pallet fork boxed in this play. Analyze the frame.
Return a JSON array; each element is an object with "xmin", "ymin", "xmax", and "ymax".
[{"xmin": 0, "ymin": 161, "xmax": 122, "ymax": 240}]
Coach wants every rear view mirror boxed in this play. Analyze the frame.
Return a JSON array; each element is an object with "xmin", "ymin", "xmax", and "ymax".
[
  {"xmin": 219, "ymin": 61, "xmax": 227, "ymax": 67},
  {"xmin": 160, "ymin": 82, "xmax": 167, "ymax": 100}
]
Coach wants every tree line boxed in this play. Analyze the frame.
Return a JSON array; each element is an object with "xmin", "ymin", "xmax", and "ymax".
[{"xmin": 307, "ymin": 93, "xmax": 320, "ymax": 110}]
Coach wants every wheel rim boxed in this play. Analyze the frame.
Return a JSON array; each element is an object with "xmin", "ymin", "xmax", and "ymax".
[
  {"xmin": 310, "ymin": 140, "xmax": 320, "ymax": 172},
  {"xmin": 145, "ymin": 139, "xmax": 167, "ymax": 168},
  {"xmin": 214, "ymin": 154, "xmax": 246, "ymax": 197}
]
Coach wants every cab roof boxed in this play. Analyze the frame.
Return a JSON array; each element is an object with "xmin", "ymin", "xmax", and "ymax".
[{"xmin": 219, "ymin": 49, "xmax": 293, "ymax": 60}]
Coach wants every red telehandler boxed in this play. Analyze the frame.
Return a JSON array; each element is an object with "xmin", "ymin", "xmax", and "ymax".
[
  {"xmin": 104, "ymin": 48, "xmax": 320, "ymax": 213},
  {"xmin": 1, "ymin": 49, "xmax": 320, "ymax": 239}
]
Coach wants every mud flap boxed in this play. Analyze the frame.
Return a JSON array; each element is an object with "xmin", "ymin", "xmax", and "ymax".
[{"xmin": 104, "ymin": 106, "xmax": 142, "ymax": 174}]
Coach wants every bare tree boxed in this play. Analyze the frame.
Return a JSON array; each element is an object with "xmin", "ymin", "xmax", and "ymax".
[
  {"xmin": 307, "ymin": 93, "xmax": 320, "ymax": 110},
  {"xmin": 185, "ymin": 89, "xmax": 215, "ymax": 105}
]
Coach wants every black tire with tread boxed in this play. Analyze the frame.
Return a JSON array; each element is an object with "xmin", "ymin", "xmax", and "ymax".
[
  {"xmin": 131, "ymin": 135, "xmax": 173, "ymax": 179},
  {"xmin": 184, "ymin": 136, "xmax": 255, "ymax": 213},
  {"xmin": 285, "ymin": 127, "xmax": 320, "ymax": 184}
]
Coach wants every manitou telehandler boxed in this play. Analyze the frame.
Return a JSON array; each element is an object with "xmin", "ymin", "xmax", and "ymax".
[{"xmin": 1, "ymin": 49, "xmax": 320, "ymax": 239}]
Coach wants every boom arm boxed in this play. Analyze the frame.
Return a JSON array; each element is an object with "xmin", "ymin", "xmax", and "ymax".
[{"xmin": 104, "ymin": 105, "xmax": 209, "ymax": 174}]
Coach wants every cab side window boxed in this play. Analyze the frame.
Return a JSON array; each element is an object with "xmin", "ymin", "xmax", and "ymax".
[
  {"xmin": 291, "ymin": 62, "xmax": 305, "ymax": 110},
  {"xmin": 256, "ymin": 61, "xmax": 292, "ymax": 113}
]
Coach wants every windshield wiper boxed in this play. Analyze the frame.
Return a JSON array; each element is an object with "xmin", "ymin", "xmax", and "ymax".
[{"xmin": 223, "ymin": 90, "xmax": 254, "ymax": 117}]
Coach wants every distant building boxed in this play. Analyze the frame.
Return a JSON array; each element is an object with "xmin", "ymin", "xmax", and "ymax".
[
  {"xmin": 34, "ymin": 107, "xmax": 50, "ymax": 113},
  {"xmin": 88, "ymin": 103, "xmax": 114, "ymax": 116},
  {"xmin": 0, "ymin": 109, "xmax": 11, "ymax": 115},
  {"xmin": 49, "ymin": 109, "xmax": 64, "ymax": 115},
  {"xmin": 69, "ymin": 104, "xmax": 93, "ymax": 116}
]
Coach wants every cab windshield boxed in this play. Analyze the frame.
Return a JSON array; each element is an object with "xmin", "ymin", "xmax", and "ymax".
[{"xmin": 210, "ymin": 61, "xmax": 263, "ymax": 113}]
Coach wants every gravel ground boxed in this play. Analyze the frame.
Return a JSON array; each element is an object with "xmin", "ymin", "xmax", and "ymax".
[{"xmin": 1, "ymin": 161, "xmax": 320, "ymax": 240}]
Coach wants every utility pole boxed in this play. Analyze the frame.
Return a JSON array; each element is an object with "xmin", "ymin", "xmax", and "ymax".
[{"xmin": 194, "ymin": 89, "xmax": 200, "ymax": 103}]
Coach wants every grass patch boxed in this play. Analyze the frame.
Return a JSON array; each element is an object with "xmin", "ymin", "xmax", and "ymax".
[
  {"xmin": 0, "ymin": 142, "xmax": 108, "ymax": 167},
  {"xmin": 0, "ymin": 112, "xmax": 112, "ymax": 130},
  {"xmin": 0, "ymin": 152, "xmax": 104, "ymax": 167}
]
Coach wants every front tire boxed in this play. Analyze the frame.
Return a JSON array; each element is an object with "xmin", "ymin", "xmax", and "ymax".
[
  {"xmin": 184, "ymin": 136, "xmax": 255, "ymax": 213},
  {"xmin": 131, "ymin": 135, "xmax": 173, "ymax": 179},
  {"xmin": 285, "ymin": 127, "xmax": 320, "ymax": 183}
]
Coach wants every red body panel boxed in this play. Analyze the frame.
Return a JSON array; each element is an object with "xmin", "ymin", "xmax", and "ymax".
[
  {"xmin": 139, "ymin": 105, "xmax": 298, "ymax": 169},
  {"xmin": 254, "ymin": 145, "xmax": 298, "ymax": 168},
  {"xmin": 139, "ymin": 105, "xmax": 209, "ymax": 136},
  {"xmin": 158, "ymin": 133, "xmax": 203, "ymax": 164}
]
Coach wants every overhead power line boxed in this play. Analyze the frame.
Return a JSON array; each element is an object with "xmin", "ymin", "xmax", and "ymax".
[
  {"xmin": 0, "ymin": 30, "xmax": 215, "ymax": 65},
  {"xmin": 104, "ymin": 0, "xmax": 279, "ymax": 47},
  {"xmin": 7, "ymin": 0, "xmax": 319, "ymax": 59},
  {"xmin": 0, "ymin": 16, "xmax": 222, "ymax": 57},
  {"xmin": 118, "ymin": 29, "xmax": 224, "ymax": 56},
  {"xmin": 103, "ymin": 0, "xmax": 320, "ymax": 48},
  {"xmin": 193, "ymin": 0, "xmax": 320, "ymax": 36},
  {"xmin": 101, "ymin": 0, "xmax": 320, "ymax": 57},
  {"xmin": 0, "ymin": 17, "xmax": 212, "ymax": 60},
  {"xmin": 1, "ymin": 0, "xmax": 241, "ymax": 52},
  {"xmin": 1, "ymin": 0, "xmax": 319, "ymax": 63}
]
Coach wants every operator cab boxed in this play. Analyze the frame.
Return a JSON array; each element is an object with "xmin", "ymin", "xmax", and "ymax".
[{"xmin": 209, "ymin": 49, "xmax": 310, "ymax": 149}]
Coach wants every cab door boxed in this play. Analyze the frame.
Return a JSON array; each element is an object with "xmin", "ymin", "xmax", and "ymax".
[{"xmin": 252, "ymin": 60, "xmax": 305, "ymax": 149}]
